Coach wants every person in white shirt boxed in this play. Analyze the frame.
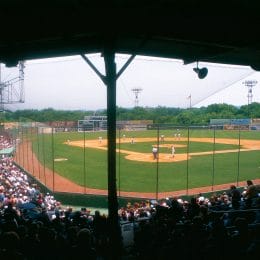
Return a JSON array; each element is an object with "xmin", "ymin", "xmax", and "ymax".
[
  {"xmin": 171, "ymin": 145, "xmax": 175, "ymax": 158},
  {"xmin": 152, "ymin": 146, "xmax": 158, "ymax": 159}
]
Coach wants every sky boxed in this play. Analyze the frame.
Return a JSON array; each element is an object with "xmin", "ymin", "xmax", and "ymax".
[{"xmin": 1, "ymin": 54, "xmax": 260, "ymax": 111}]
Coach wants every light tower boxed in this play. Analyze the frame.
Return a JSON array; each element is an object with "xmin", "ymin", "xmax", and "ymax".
[
  {"xmin": 243, "ymin": 80, "xmax": 257, "ymax": 105},
  {"xmin": 0, "ymin": 61, "xmax": 25, "ymax": 124},
  {"xmin": 131, "ymin": 87, "xmax": 142, "ymax": 107},
  {"xmin": 243, "ymin": 80, "xmax": 257, "ymax": 117}
]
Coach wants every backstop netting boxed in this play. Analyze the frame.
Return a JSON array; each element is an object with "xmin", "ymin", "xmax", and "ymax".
[{"xmin": 11, "ymin": 123, "xmax": 260, "ymax": 200}]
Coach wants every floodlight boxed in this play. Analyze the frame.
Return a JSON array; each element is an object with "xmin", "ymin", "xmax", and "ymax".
[{"xmin": 193, "ymin": 63, "xmax": 208, "ymax": 79}]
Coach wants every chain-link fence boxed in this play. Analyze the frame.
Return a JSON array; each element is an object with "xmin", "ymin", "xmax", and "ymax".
[{"xmin": 12, "ymin": 123, "xmax": 260, "ymax": 199}]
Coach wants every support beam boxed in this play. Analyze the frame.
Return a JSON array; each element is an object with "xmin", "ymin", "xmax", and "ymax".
[
  {"xmin": 80, "ymin": 54, "xmax": 107, "ymax": 85},
  {"xmin": 81, "ymin": 48, "xmax": 136, "ymax": 258},
  {"xmin": 104, "ymin": 46, "xmax": 122, "ymax": 257},
  {"xmin": 116, "ymin": 54, "xmax": 136, "ymax": 80}
]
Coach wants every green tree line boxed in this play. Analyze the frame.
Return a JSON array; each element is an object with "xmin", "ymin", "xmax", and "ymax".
[{"xmin": 2, "ymin": 102, "xmax": 260, "ymax": 125}]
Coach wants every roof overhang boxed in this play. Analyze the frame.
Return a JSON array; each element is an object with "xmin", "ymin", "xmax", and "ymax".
[{"xmin": 1, "ymin": 0, "xmax": 260, "ymax": 69}]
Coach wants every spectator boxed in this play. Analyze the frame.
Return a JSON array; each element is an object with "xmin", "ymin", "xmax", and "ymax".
[
  {"xmin": 70, "ymin": 228, "xmax": 97, "ymax": 259},
  {"xmin": 229, "ymin": 185, "xmax": 241, "ymax": 204},
  {"xmin": 186, "ymin": 197, "xmax": 200, "ymax": 220},
  {"xmin": 244, "ymin": 180, "xmax": 258, "ymax": 199},
  {"xmin": 0, "ymin": 231, "xmax": 25, "ymax": 259},
  {"xmin": 243, "ymin": 180, "xmax": 259, "ymax": 209}
]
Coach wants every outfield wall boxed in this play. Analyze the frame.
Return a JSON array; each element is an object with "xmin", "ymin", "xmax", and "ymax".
[{"xmin": 12, "ymin": 124, "xmax": 260, "ymax": 200}]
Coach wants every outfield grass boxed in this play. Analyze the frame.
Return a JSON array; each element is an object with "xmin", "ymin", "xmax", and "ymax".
[{"xmin": 29, "ymin": 129, "xmax": 260, "ymax": 193}]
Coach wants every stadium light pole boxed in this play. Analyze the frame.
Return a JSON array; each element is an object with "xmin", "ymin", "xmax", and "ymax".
[
  {"xmin": 187, "ymin": 94, "xmax": 191, "ymax": 110},
  {"xmin": 243, "ymin": 80, "xmax": 257, "ymax": 118},
  {"xmin": 132, "ymin": 87, "xmax": 142, "ymax": 107}
]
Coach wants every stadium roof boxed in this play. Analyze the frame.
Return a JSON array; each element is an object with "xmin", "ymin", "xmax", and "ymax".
[{"xmin": 1, "ymin": 0, "xmax": 260, "ymax": 69}]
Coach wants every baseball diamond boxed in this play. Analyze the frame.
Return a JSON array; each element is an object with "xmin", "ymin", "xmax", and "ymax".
[
  {"xmin": 68, "ymin": 137, "xmax": 260, "ymax": 163},
  {"xmin": 15, "ymin": 132, "xmax": 260, "ymax": 199}
]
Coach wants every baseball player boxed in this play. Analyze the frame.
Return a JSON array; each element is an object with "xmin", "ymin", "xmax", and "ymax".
[{"xmin": 171, "ymin": 145, "xmax": 175, "ymax": 158}]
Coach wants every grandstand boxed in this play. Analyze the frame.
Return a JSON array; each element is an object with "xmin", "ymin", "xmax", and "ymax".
[
  {"xmin": 209, "ymin": 118, "xmax": 259, "ymax": 130},
  {"xmin": 0, "ymin": 129, "xmax": 260, "ymax": 258},
  {"xmin": 251, "ymin": 118, "xmax": 260, "ymax": 130},
  {"xmin": 78, "ymin": 116, "xmax": 107, "ymax": 132},
  {"xmin": 117, "ymin": 120, "xmax": 153, "ymax": 131},
  {"xmin": 209, "ymin": 118, "xmax": 252, "ymax": 130},
  {"xmin": 78, "ymin": 117, "xmax": 153, "ymax": 131}
]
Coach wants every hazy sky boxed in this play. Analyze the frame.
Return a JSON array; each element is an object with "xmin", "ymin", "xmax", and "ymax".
[{"xmin": 2, "ymin": 54, "xmax": 260, "ymax": 111}]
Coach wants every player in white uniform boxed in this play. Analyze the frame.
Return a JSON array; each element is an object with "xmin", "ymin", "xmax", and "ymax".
[
  {"xmin": 171, "ymin": 145, "xmax": 175, "ymax": 158},
  {"xmin": 152, "ymin": 146, "xmax": 158, "ymax": 159}
]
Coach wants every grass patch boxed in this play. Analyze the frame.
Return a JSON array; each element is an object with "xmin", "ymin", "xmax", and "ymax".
[{"xmin": 27, "ymin": 129, "xmax": 260, "ymax": 193}]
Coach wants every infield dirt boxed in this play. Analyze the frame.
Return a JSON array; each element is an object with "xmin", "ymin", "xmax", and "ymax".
[{"xmin": 69, "ymin": 137, "xmax": 260, "ymax": 163}]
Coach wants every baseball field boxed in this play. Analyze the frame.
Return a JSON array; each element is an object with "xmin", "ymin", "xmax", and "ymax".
[{"xmin": 16, "ymin": 128, "xmax": 260, "ymax": 198}]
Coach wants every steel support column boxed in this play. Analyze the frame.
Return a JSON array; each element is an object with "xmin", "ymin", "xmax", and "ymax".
[
  {"xmin": 104, "ymin": 47, "xmax": 121, "ymax": 256},
  {"xmin": 81, "ymin": 48, "xmax": 137, "ymax": 258}
]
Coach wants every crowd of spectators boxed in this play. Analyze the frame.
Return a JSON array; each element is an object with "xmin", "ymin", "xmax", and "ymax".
[
  {"xmin": 118, "ymin": 182, "xmax": 260, "ymax": 259},
  {"xmin": 0, "ymin": 154, "xmax": 109, "ymax": 259},
  {"xmin": 0, "ymin": 134, "xmax": 260, "ymax": 259},
  {"xmin": 0, "ymin": 134, "xmax": 13, "ymax": 150}
]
